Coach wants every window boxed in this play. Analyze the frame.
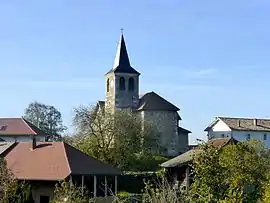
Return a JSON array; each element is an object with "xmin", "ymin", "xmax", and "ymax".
[
  {"xmin": 40, "ymin": 195, "xmax": 50, "ymax": 203},
  {"xmin": 221, "ymin": 134, "xmax": 225, "ymax": 138},
  {"xmin": 128, "ymin": 77, "xmax": 135, "ymax": 92},
  {"xmin": 119, "ymin": 77, "xmax": 125, "ymax": 91},
  {"xmin": 246, "ymin": 134, "xmax": 251, "ymax": 141},
  {"xmin": 264, "ymin": 134, "xmax": 267, "ymax": 140},
  {"xmin": 106, "ymin": 79, "xmax": 110, "ymax": 92}
]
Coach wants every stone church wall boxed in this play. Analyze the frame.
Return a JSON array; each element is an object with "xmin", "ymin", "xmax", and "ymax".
[
  {"xmin": 178, "ymin": 132, "xmax": 189, "ymax": 154},
  {"xmin": 141, "ymin": 110, "xmax": 180, "ymax": 156}
]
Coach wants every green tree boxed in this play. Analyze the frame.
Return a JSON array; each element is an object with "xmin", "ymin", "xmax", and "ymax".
[
  {"xmin": 0, "ymin": 158, "xmax": 33, "ymax": 203},
  {"xmin": 51, "ymin": 182, "xmax": 89, "ymax": 203},
  {"xmin": 24, "ymin": 101, "xmax": 66, "ymax": 141},
  {"xmin": 189, "ymin": 140, "xmax": 270, "ymax": 203},
  {"xmin": 71, "ymin": 105, "xmax": 162, "ymax": 171}
]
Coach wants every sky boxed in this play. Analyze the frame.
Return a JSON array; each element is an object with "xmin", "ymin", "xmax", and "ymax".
[{"xmin": 0, "ymin": 0, "xmax": 270, "ymax": 144}]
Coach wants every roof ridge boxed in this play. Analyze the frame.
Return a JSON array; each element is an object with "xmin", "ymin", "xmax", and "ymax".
[
  {"xmin": 219, "ymin": 116, "xmax": 270, "ymax": 120},
  {"xmin": 62, "ymin": 142, "xmax": 72, "ymax": 176},
  {"xmin": 21, "ymin": 118, "xmax": 37, "ymax": 135},
  {"xmin": 137, "ymin": 91, "xmax": 180, "ymax": 111}
]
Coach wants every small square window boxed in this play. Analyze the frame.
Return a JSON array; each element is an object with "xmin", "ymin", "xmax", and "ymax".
[
  {"xmin": 264, "ymin": 134, "xmax": 267, "ymax": 140},
  {"xmin": 246, "ymin": 134, "xmax": 251, "ymax": 141}
]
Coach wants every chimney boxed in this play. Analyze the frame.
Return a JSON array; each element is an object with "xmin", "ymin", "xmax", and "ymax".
[
  {"xmin": 32, "ymin": 136, "xmax": 37, "ymax": 150},
  {"xmin": 253, "ymin": 119, "xmax": 257, "ymax": 126},
  {"xmin": 238, "ymin": 120, "xmax": 241, "ymax": 127}
]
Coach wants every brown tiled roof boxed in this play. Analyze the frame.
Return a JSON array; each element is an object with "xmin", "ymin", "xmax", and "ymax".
[
  {"xmin": 4, "ymin": 142, "xmax": 121, "ymax": 181},
  {"xmin": 161, "ymin": 137, "xmax": 238, "ymax": 168},
  {"xmin": 137, "ymin": 91, "xmax": 180, "ymax": 112},
  {"xmin": 0, "ymin": 118, "xmax": 46, "ymax": 136},
  {"xmin": 208, "ymin": 137, "xmax": 238, "ymax": 147},
  {"xmin": 205, "ymin": 117, "xmax": 270, "ymax": 132}
]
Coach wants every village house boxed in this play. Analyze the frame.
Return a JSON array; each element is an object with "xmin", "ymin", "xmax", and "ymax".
[
  {"xmin": 160, "ymin": 137, "xmax": 238, "ymax": 190},
  {"xmin": 95, "ymin": 33, "xmax": 191, "ymax": 157},
  {"xmin": 0, "ymin": 140, "xmax": 121, "ymax": 203},
  {"xmin": 0, "ymin": 118, "xmax": 47, "ymax": 142},
  {"xmin": 205, "ymin": 117, "xmax": 270, "ymax": 148}
]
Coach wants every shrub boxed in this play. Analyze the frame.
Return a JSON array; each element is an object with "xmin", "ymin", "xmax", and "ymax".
[
  {"xmin": 0, "ymin": 158, "xmax": 33, "ymax": 203},
  {"xmin": 51, "ymin": 181, "xmax": 89, "ymax": 203}
]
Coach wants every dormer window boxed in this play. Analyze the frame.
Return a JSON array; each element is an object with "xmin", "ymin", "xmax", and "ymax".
[
  {"xmin": 0, "ymin": 125, "xmax": 7, "ymax": 131},
  {"xmin": 119, "ymin": 77, "xmax": 125, "ymax": 91}
]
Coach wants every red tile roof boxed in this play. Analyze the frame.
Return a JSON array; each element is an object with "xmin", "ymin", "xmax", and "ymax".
[
  {"xmin": 4, "ymin": 142, "xmax": 121, "ymax": 181},
  {"xmin": 0, "ymin": 118, "xmax": 45, "ymax": 136}
]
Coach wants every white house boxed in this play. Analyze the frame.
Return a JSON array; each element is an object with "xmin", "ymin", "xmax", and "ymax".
[
  {"xmin": 0, "ymin": 118, "xmax": 46, "ymax": 142},
  {"xmin": 205, "ymin": 117, "xmax": 270, "ymax": 148}
]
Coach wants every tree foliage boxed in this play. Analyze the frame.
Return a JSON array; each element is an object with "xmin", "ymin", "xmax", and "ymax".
[
  {"xmin": 0, "ymin": 158, "xmax": 33, "ymax": 203},
  {"xmin": 189, "ymin": 140, "xmax": 270, "ymax": 203},
  {"xmin": 24, "ymin": 101, "xmax": 66, "ymax": 141},
  {"xmin": 70, "ymin": 105, "xmax": 162, "ymax": 171},
  {"xmin": 51, "ymin": 182, "xmax": 89, "ymax": 203}
]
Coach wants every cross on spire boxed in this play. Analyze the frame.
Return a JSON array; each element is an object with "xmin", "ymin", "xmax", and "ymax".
[{"xmin": 120, "ymin": 28, "xmax": 124, "ymax": 34}]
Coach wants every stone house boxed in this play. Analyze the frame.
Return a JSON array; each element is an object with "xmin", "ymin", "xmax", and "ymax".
[
  {"xmin": 0, "ymin": 118, "xmax": 47, "ymax": 142},
  {"xmin": 1, "ymin": 141, "xmax": 121, "ymax": 203},
  {"xmin": 205, "ymin": 117, "xmax": 270, "ymax": 148},
  {"xmin": 95, "ymin": 33, "xmax": 191, "ymax": 157}
]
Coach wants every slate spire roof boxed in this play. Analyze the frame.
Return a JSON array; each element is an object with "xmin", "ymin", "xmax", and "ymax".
[{"xmin": 107, "ymin": 33, "xmax": 140, "ymax": 75}]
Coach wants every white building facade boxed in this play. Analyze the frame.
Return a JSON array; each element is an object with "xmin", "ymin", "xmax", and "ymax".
[{"xmin": 205, "ymin": 117, "xmax": 270, "ymax": 148}]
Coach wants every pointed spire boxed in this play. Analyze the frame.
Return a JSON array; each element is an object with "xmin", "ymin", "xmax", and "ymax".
[
  {"xmin": 113, "ymin": 32, "xmax": 131, "ymax": 70},
  {"xmin": 107, "ymin": 30, "xmax": 139, "ymax": 75}
]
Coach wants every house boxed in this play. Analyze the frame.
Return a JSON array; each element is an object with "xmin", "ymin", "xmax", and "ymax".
[
  {"xmin": 0, "ymin": 118, "xmax": 47, "ymax": 142},
  {"xmin": 160, "ymin": 137, "xmax": 238, "ymax": 190},
  {"xmin": 205, "ymin": 117, "xmax": 270, "ymax": 148},
  {"xmin": 95, "ymin": 32, "xmax": 191, "ymax": 157},
  {"xmin": 1, "ymin": 141, "xmax": 121, "ymax": 203}
]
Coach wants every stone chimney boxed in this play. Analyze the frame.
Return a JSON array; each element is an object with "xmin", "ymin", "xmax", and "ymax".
[
  {"xmin": 253, "ymin": 119, "xmax": 257, "ymax": 126},
  {"xmin": 237, "ymin": 120, "xmax": 241, "ymax": 127},
  {"xmin": 32, "ymin": 136, "xmax": 37, "ymax": 150}
]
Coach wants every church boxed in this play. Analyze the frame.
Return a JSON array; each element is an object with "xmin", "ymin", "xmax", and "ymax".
[{"xmin": 95, "ymin": 33, "xmax": 191, "ymax": 157}]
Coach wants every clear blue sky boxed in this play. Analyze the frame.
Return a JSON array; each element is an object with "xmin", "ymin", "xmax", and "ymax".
[{"xmin": 1, "ymin": 1, "xmax": 270, "ymax": 144}]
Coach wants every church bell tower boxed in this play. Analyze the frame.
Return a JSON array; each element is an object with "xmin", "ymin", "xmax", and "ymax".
[{"xmin": 105, "ymin": 32, "xmax": 140, "ymax": 111}]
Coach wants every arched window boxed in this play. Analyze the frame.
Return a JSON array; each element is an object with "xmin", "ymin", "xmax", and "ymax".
[
  {"xmin": 106, "ymin": 79, "xmax": 110, "ymax": 92},
  {"xmin": 128, "ymin": 77, "xmax": 135, "ymax": 92},
  {"xmin": 119, "ymin": 77, "xmax": 125, "ymax": 91}
]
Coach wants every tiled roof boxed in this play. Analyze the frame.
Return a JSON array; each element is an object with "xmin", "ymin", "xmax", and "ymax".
[
  {"xmin": 4, "ymin": 142, "xmax": 122, "ymax": 181},
  {"xmin": 107, "ymin": 34, "xmax": 140, "ymax": 75},
  {"xmin": 137, "ymin": 91, "xmax": 180, "ymax": 112},
  {"xmin": 205, "ymin": 117, "xmax": 270, "ymax": 132},
  {"xmin": 160, "ymin": 137, "xmax": 238, "ymax": 168},
  {"xmin": 178, "ymin": 127, "xmax": 191, "ymax": 134},
  {"xmin": 160, "ymin": 149, "xmax": 197, "ymax": 168},
  {"xmin": 0, "ymin": 118, "xmax": 46, "ymax": 136}
]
